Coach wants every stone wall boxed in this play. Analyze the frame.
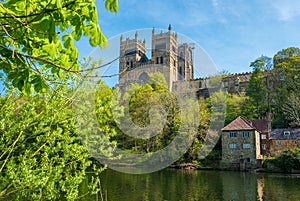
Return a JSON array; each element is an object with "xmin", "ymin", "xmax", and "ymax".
[
  {"xmin": 269, "ymin": 139, "xmax": 300, "ymax": 156},
  {"xmin": 222, "ymin": 130, "xmax": 261, "ymax": 164}
]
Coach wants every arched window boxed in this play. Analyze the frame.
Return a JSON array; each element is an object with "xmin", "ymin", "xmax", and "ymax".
[
  {"xmin": 180, "ymin": 52, "xmax": 184, "ymax": 60},
  {"xmin": 139, "ymin": 72, "xmax": 149, "ymax": 84}
]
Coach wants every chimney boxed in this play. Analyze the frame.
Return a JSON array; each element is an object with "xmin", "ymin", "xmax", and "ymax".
[{"xmin": 266, "ymin": 112, "xmax": 271, "ymax": 132}]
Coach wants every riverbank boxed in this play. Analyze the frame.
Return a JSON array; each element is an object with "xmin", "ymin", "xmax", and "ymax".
[{"xmin": 170, "ymin": 162, "xmax": 300, "ymax": 174}]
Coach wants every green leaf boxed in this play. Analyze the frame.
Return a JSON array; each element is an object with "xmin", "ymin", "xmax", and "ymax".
[
  {"xmin": 15, "ymin": 1, "xmax": 26, "ymax": 11},
  {"xmin": 105, "ymin": 0, "xmax": 118, "ymax": 13},
  {"xmin": 48, "ymin": 18, "xmax": 55, "ymax": 43},
  {"xmin": 81, "ymin": 6, "xmax": 90, "ymax": 17},
  {"xmin": 56, "ymin": 0, "xmax": 62, "ymax": 9},
  {"xmin": 63, "ymin": 36, "xmax": 73, "ymax": 49},
  {"xmin": 42, "ymin": 43, "xmax": 56, "ymax": 58},
  {"xmin": 72, "ymin": 25, "xmax": 82, "ymax": 41}
]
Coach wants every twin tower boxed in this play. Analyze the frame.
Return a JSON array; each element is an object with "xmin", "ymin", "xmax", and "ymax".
[{"xmin": 119, "ymin": 25, "xmax": 194, "ymax": 91}]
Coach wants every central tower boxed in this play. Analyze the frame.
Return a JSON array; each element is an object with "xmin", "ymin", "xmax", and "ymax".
[{"xmin": 151, "ymin": 25, "xmax": 178, "ymax": 89}]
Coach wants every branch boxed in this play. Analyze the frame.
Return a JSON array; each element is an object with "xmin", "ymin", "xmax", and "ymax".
[
  {"xmin": 79, "ymin": 57, "xmax": 120, "ymax": 72},
  {"xmin": 0, "ymin": 44, "xmax": 79, "ymax": 73},
  {"xmin": 0, "ymin": 1, "xmax": 77, "ymax": 19},
  {"xmin": 0, "ymin": 131, "xmax": 23, "ymax": 173}
]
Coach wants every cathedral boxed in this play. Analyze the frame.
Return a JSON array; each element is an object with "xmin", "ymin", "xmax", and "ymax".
[
  {"xmin": 118, "ymin": 25, "xmax": 255, "ymax": 99},
  {"xmin": 118, "ymin": 25, "xmax": 194, "ymax": 91}
]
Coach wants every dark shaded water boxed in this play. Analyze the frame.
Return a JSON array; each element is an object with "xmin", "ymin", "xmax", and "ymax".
[{"xmin": 82, "ymin": 169, "xmax": 300, "ymax": 201}]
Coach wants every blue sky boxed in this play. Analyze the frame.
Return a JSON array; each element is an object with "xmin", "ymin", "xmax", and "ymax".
[
  {"xmin": 2, "ymin": 0, "xmax": 300, "ymax": 93},
  {"xmin": 79, "ymin": 0, "xmax": 300, "ymax": 74}
]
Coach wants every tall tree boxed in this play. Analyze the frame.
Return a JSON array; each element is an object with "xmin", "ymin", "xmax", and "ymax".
[
  {"xmin": 272, "ymin": 47, "xmax": 300, "ymax": 127},
  {"xmin": 244, "ymin": 57, "xmax": 269, "ymax": 119},
  {"xmin": 282, "ymin": 92, "xmax": 300, "ymax": 127},
  {"xmin": 225, "ymin": 92, "xmax": 247, "ymax": 124}
]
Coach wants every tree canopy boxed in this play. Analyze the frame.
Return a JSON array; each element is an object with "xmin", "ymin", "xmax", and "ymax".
[
  {"xmin": 0, "ymin": 1, "xmax": 119, "ymax": 200},
  {"xmin": 272, "ymin": 47, "xmax": 300, "ymax": 127},
  {"xmin": 0, "ymin": 0, "xmax": 118, "ymax": 94}
]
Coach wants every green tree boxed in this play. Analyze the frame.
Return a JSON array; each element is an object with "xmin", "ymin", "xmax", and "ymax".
[
  {"xmin": 244, "ymin": 57, "xmax": 268, "ymax": 119},
  {"xmin": 123, "ymin": 73, "xmax": 179, "ymax": 154},
  {"xmin": 0, "ymin": 1, "xmax": 119, "ymax": 199},
  {"xmin": 0, "ymin": 0, "xmax": 118, "ymax": 94},
  {"xmin": 270, "ymin": 148, "xmax": 300, "ymax": 172},
  {"xmin": 0, "ymin": 88, "xmax": 107, "ymax": 200},
  {"xmin": 272, "ymin": 47, "xmax": 300, "ymax": 127},
  {"xmin": 282, "ymin": 92, "xmax": 300, "ymax": 127},
  {"xmin": 182, "ymin": 97, "xmax": 210, "ymax": 163},
  {"xmin": 225, "ymin": 92, "xmax": 247, "ymax": 124}
]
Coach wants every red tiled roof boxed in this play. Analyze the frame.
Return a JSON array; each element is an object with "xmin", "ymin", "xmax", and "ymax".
[{"xmin": 222, "ymin": 116, "xmax": 255, "ymax": 131}]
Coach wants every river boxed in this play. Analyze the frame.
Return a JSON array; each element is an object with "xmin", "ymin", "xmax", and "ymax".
[{"xmin": 79, "ymin": 168, "xmax": 300, "ymax": 201}]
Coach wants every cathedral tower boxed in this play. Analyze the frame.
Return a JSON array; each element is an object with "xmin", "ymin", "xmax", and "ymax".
[
  {"xmin": 119, "ymin": 32, "xmax": 147, "ymax": 76},
  {"xmin": 151, "ymin": 25, "xmax": 179, "ymax": 88},
  {"xmin": 178, "ymin": 43, "xmax": 194, "ymax": 80}
]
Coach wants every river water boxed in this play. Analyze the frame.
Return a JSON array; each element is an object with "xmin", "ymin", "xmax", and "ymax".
[{"xmin": 82, "ymin": 168, "xmax": 300, "ymax": 201}]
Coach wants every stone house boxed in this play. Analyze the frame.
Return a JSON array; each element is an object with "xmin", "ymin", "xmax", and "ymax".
[
  {"xmin": 222, "ymin": 114, "xmax": 300, "ymax": 164},
  {"xmin": 269, "ymin": 128, "xmax": 300, "ymax": 156},
  {"xmin": 221, "ymin": 116, "xmax": 262, "ymax": 168}
]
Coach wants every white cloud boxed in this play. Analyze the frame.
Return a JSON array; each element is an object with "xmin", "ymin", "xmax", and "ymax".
[
  {"xmin": 212, "ymin": 0, "xmax": 219, "ymax": 10},
  {"xmin": 269, "ymin": 0, "xmax": 300, "ymax": 21}
]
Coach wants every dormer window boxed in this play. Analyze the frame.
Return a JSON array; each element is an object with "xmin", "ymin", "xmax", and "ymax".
[{"xmin": 284, "ymin": 131, "xmax": 290, "ymax": 136}]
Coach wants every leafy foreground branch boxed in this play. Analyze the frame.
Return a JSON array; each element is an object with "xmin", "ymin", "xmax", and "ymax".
[
  {"xmin": 0, "ymin": 89, "xmax": 105, "ymax": 200},
  {"xmin": 0, "ymin": 0, "xmax": 118, "ymax": 94}
]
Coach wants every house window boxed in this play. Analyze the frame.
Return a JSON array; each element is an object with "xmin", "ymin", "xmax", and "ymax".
[
  {"xmin": 242, "ymin": 131, "xmax": 250, "ymax": 138},
  {"xmin": 160, "ymin": 56, "xmax": 164, "ymax": 64},
  {"xmin": 156, "ymin": 57, "xmax": 159, "ymax": 64},
  {"xmin": 262, "ymin": 144, "xmax": 266, "ymax": 150},
  {"xmin": 229, "ymin": 132, "xmax": 237, "ymax": 138},
  {"xmin": 229, "ymin": 143, "xmax": 237, "ymax": 149},
  {"xmin": 261, "ymin": 134, "xmax": 266, "ymax": 140},
  {"xmin": 243, "ymin": 143, "xmax": 251, "ymax": 149},
  {"xmin": 284, "ymin": 131, "xmax": 290, "ymax": 136}
]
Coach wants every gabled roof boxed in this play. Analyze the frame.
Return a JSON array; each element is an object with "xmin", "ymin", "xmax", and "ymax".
[
  {"xmin": 251, "ymin": 119, "xmax": 269, "ymax": 133},
  {"xmin": 270, "ymin": 128, "xmax": 300, "ymax": 140},
  {"xmin": 222, "ymin": 116, "xmax": 256, "ymax": 131}
]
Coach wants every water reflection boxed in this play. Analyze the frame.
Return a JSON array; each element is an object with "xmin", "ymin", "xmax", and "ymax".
[{"xmin": 81, "ymin": 169, "xmax": 300, "ymax": 201}]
